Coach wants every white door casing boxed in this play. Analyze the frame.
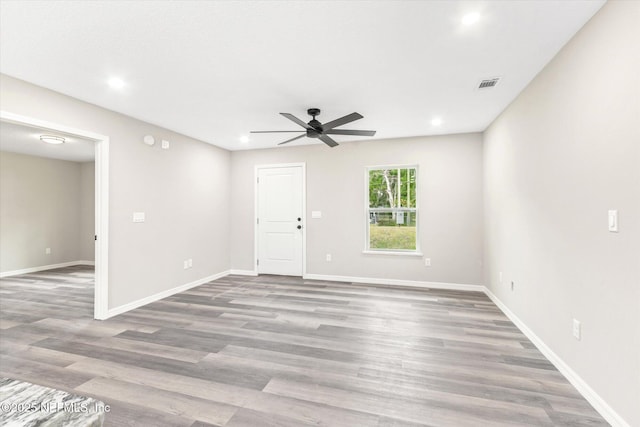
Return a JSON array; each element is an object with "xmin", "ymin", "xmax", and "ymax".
[{"xmin": 256, "ymin": 164, "xmax": 305, "ymax": 276}]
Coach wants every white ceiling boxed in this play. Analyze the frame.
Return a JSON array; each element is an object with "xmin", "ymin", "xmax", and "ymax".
[
  {"xmin": 0, "ymin": 121, "xmax": 96, "ymax": 162},
  {"xmin": 0, "ymin": 1, "xmax": 605, "ymax": 151}
]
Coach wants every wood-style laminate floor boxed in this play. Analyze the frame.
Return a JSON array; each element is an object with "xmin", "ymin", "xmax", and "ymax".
[{"xmin": 0, "ymin": 266, "xmax": 608, "ymax": 426}]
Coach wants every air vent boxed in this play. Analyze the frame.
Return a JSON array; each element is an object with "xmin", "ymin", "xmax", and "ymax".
[{"xmin": 478, "ymin": 77, "xmax": 500, "ymax": 89}]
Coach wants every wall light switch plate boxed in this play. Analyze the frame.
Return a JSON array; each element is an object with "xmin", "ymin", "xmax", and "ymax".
[
  {"xmin": 133, "ymin": 212, "xmax": 145, "ymax": 223},
  {"xmin": 573, "ymin": 319, "xmax": 581, "ymax": 340},
  {"xmin": 326, "ymin": 254, "xmax": 332, "ymax": 262},
  {"xmin": 45, "ymin": 247, "xmax": 51, "ymax": 255},
  {"xmin": 608, "ymin": 210, "xmax": 618, "ymax": 232},
  {"xmin": 312, "ymin": 211, "xmax": 322, "ymax": 219},
  {"xmin": 161, "ymin": 140, "xmax": 170, "ymax": 150},
  {"xmin": 424, "ymin": 258, "xmax": 431, "ymax": 267}
]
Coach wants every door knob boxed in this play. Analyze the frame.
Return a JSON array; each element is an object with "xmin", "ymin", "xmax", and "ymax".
[
  {"xmin": 297, "ymin": 217, "xmax": 301, "ymax": 221},
  {"xmin": 297, "ymin": 225, "xmax": 302, "ymax": 230}
]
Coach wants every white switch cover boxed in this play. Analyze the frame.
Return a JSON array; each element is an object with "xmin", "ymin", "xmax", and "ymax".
[
  {"xmin": 608, "ymin": 210, "xmax": 618, "ymax": 232},
  {"xmin": 424, "ymin": 258, "xmax": 431, "ymax": 267},
  {"xmin": 161, "ymin": 140, "xmax": 170, "ymax": 150},
  {"xmin": 133, "ymin": 212, "xmax": 145, "ymax": 223},
  {"xmin": 45, "ymin": 247, "xmax": 51, "ymax": 255},
  {"xmin": 326, "ymin": 254, "xmax": 332, "ymax": 262},
  {"xmin": 312, "ymin": 211, "xmax": 322, "ymax": 219},
  {"xmin": 573, "ymin": 319, "xmax": 581, "ymax": 340}
]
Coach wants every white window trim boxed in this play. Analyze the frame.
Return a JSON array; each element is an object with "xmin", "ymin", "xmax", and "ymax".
[
  {"xmin": 364, "ymin": 165, "xmax": 420, "ymax": 255},
  {"xmin": 362, "ymin": 250, "xmax": 424, "ymax": 256}
]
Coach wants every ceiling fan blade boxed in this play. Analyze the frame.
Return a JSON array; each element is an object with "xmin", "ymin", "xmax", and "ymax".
[
  {"xmin": 324, "ymin": 129, "xmax": 376, "ymax": 137},
  {"xmin": 250, "ymin": 130, "xmax": 305, "ymax": 133},
  {"xmin": 280, "ymin": 113, "xmax": 313, "ymax": 129},
  {"xmin": 318, "ymin": 134, "xmax": 339, "ymax": 148},
  {"xmin": 321, "ymin": 112, "xmax": 363, "ymax": 131},
  {"xmin": 277, "ymin": 134, "xmax": 307, "ymax": 146}
]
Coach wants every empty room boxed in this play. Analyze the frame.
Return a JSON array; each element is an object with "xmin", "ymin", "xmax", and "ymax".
[{"xmin": 0, "ymin": 1, "xmax": 637, "ymax": 426}]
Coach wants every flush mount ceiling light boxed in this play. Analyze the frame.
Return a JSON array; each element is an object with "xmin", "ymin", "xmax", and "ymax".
[
  {"xmin": 239, "ymin": 135, "xmax": 250, "ymax": 144},
  {"xmin": 431, "ymin": 117, "xmax": 443, "ymax": 126},
  {"xmin": 40, "ymin": 135, "xmax": 65, "ymax": 145},
  {"xmin": 461, "ymin": 12, "xmax": 481, "ymax": 26},
  {"xmin": 107, "ymin": 77, "xmax": 125, "ymax": 89}
]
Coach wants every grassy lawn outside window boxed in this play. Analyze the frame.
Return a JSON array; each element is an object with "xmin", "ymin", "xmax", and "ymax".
[{"xmin": 366, "ymin": 166, "xmax": 418, "ymax": 253}]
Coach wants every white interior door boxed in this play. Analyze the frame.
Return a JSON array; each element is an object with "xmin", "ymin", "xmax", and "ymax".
[{"xmin": 257, "ymin": 165, "xmax": 304, "ymax": 276}]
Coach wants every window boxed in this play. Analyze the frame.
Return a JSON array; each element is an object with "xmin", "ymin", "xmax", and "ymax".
[{"xmin": 366, "ymin": 166, "xmax": 418, "ymax": 253}]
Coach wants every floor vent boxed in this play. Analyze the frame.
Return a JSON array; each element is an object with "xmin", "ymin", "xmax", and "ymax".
[{"xmin": 478, "ymin": 77, "xmax": 501, "ymax": 89}]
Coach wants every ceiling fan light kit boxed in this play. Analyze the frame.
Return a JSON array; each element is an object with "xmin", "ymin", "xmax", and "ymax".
[{"xmin": 251, "ymin": 108, "xmax": 376, "ymax": 148}]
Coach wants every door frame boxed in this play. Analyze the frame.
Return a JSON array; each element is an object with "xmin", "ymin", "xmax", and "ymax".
[
  {"xmin": 254, "ymin": 162, "xmax": 306, "ymax": 277},
  {"xmin": 0, "ymin": 110, "xmax": 110, "ymax": 320}
]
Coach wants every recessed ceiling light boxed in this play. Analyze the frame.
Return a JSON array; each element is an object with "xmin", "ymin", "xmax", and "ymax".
[
  {"xmin": 239, "ymin": 135, "xmax": 250, "ymax": 144},
  {"xmin": 461, "ymin": 12, "xmax": 480, "ymax": 26},
  {"xmin": 107, "ymin": 77, "xmax": 125, "ymax": 89},
  {"xmin": 431, "ymin": 118, "xmax": 443, "ymax": 126},
  {"xmin": 40, "ymin": 135, "xmax": 65, "ymax": 145}
]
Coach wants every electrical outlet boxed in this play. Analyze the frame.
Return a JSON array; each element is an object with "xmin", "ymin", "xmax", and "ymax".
[
  {"xmin": 573, "ymin": 319, "xmax": 581, "ymax": 340},
  {"xmin": 424, "ymin": 258, "xmax": 431, "ymax": 267},
  {"xmin": 183, "ymin": 260, "xmax": 189, "ymax": 269},
  {"xmin": 45, "ymin": 247, "xmax": 51, "ymax": 255},
  {"xmin": 325, "ymin": 254, "xmax": 332, "ymax": 262},
  {"xmin": 510, "ymin": 281, "xmax": 514, "ymax": 291}
]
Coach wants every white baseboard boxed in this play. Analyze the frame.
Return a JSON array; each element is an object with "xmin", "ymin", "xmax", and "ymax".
[
  {"xmin": 0, "ymin": 260, "xmax": 95, "ymax": 278},
  {"xmin": 229, "ymin": 269, "xmax": 258, "ymax": 276},
  {"xmin": 104, "ymin": 270, "xmax": 230, "ymax": 319},
  {"xmin": 484, "ymin": 287, "xmax": 630, "ymax": 427},
  {"xmin": 302, "ymin": 273, "xmax": 484, "ymax": 292}
]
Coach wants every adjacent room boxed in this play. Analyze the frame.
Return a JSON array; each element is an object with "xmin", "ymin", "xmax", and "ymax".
[
  {"xmin": 0, "ymin": 122, "xmax": 96, "ymax": 301},
  {"xmin": 0, "ymin": 1, "xmax": 637, "ymax": 427}
]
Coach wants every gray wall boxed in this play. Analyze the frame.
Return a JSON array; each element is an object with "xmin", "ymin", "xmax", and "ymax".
[
  {"xmin": 231, "ymin": 133, "xmax": 484, "ymax": 285},
  {"xmin": 80, "ymin": 161, "xmax": 95, "ymax": 261},
  {"xmin": 1, "ymin": 74, "xmax": 231, "ymax": 309},
  {"xmin": 0, "ymin": 151, "xmax": 87, "ymax": 272},
  {"xmin": 483, "ymin": 1, "xmax": 640, "ymax": 425}
]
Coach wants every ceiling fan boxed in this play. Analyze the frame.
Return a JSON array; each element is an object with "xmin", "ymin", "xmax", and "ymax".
[{"xmin": 251, "ymin": 108, "xmax": 376, "ymax": 148}]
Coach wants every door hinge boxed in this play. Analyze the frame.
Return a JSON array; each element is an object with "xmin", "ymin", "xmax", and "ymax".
[
  {"xmin": 256, "ymin": 259, "xmax": 259, "ymax": 266},
  {"xmin": 257, "ymin": 177, "xmax": 259, "ymax": 184},
  {"xmin": 257, "ymin": 218, "xmax": 259, "ymax": 225},
  {"xmin": 94, "ymin": 235, "xmax": 97, "ymax": 241}
]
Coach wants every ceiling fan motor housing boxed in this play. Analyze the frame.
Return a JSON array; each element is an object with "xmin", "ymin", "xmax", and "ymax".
[
  {"xmin": 307, "ymin": 121, "xmax": 322, "ymax": 138},
  {"xmin": 306, "ymin": 108, "xmax": 323, "ymax": 137}
]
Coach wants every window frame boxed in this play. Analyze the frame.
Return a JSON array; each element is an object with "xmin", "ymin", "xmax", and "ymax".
[{"xmin": 364, "ymin": 164, "xmax": 422, "ymax": 256}]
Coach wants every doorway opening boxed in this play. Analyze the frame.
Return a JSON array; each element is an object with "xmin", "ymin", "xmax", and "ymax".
[{"xmin": 0, "ymin": 111, "xmax": 109, "ymax": 319}]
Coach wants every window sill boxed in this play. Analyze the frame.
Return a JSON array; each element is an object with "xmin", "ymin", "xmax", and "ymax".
[{"xmin": 362, "ymin": 250, "xmax": 424, "ymax": 257}]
